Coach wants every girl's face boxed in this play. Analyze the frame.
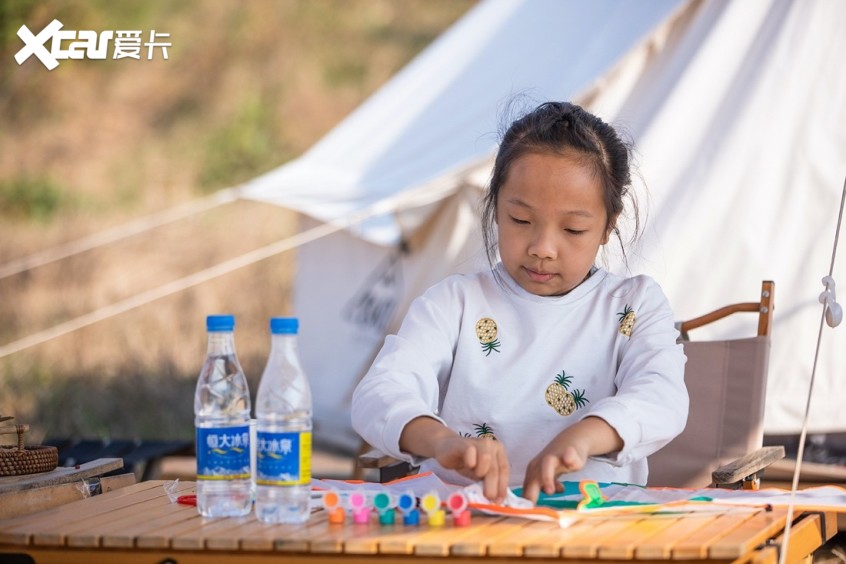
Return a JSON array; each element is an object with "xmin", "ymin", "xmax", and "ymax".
[{"xmin": 496, "ymin": 151, "xmax": 613, "ymax": 296}]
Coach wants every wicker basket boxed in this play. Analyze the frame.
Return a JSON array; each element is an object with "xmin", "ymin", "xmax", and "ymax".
[{"xmin": 0, "ymin": 420, "xmax": 58, "ymax": 477}]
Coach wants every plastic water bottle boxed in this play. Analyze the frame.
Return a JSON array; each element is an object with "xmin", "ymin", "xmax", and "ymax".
[
  {"xmin": 254, "ymin": 317, "xmax": 313, "ymax": 524},
  {"xmin": 194, "ymin": 314, "xmax": 252, "ymax": 518}
]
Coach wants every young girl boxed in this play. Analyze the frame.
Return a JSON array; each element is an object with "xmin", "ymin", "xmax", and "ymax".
[{"xmin": 351, "ymin": 101, "xmax": 688, "ymax": 504}]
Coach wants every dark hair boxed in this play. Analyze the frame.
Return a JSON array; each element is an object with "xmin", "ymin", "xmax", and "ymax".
[{"xmin": 481, "ymin": 101, "xmax": 641, "ymax": 268}]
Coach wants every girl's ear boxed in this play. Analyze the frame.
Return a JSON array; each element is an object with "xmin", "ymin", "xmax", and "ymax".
[{"xmin": 602, "ymin": 215, "xmax": 620, "ymax": 245}]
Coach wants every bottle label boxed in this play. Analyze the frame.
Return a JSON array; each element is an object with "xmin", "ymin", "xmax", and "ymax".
[
  {"xmin": 255, "ymin": 430, "xmax": 311, "ymax": 486},
  {"xmin": 196, "ymin": 425, "xmax": 251, "ymax": 481}
]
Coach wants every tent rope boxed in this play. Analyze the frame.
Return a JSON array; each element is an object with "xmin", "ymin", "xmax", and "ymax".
[
  {"xmin": 0, "ymin": 216, "xmax": 344, "ymax": 359},
  {"xmin": 778, "ymin": 175, "xmax": 845, "ymax": 564},
  {"xmin": 0, "ymin": 189, "xmax": 238, "ymax": 280},
  {"xmin": 0, "ymin": 178, "xmax": 465, "ymax": 359}
]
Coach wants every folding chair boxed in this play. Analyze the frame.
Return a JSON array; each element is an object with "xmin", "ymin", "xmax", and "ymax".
[{"xmin": 646, "ymin": 280, "xmax": 783, "ymax": 489}]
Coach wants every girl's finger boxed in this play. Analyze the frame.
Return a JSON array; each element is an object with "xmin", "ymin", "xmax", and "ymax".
[
  {"xmin": 482, "ymin": 457, "xmax": 500, "ymax": 501},
  {"xmin": 474, "ymin": 448, "xmax": 493, "ymax": 478},
  {"xmin": 522, "ymin": 475, "xmax": 540, "ymax": 504},
  {"xmin": 462, "ymin": 444, "xmax": 477, "ymax": 470},
  {"xmin": 541, "ymin": 454, "xmax": 559, "ymax": 495},
  {"xmin": 496, "ymin": 446, "xmax": 510, "ymax": 503}
]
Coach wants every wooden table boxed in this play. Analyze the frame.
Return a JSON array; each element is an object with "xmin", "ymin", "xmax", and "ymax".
[{"xmin": 0, "ymin": 480, "xmax": 837, "ymax": 563}]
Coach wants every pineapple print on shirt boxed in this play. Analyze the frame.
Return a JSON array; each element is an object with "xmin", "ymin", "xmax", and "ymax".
[
  {"xmin": 544, "ymin": 371, "xmax": 589, "ymax": 416},
  {"xmin": 617, "ymin": 305, "xmax": 636, "ymax": 337},
  {"xmin": 475, "ymin": 317, "xmax": 501, "ymax": 356},
  {"xmin": 473, "ymin": 422, "xmax": 497, "ymax": 440}
]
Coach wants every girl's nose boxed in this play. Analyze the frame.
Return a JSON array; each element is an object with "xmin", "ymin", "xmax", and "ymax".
[{"xmin": 528, "ymin": 230, "xmax": 557, "ymax": 260}]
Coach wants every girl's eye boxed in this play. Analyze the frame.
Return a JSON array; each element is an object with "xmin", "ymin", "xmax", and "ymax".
[
  {"xmin": 565, "ymin": 229, "xmax": 586, "ymax": 235},
  {"xmin": 510, "ymin": 216, "xmax": 530, "ymax": 225}
]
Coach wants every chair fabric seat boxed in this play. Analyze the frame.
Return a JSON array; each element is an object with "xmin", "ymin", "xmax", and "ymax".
[{"xmin": 647, "ymin": 336, "xmax": 770, "ymax": 488}]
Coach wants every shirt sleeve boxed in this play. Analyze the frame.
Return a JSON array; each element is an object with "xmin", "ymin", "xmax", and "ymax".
[
  {"xmin": 582, "ymin": 278, "xmax": 689, "ymax": 466},
  {"xmin": 351, "ymin": 280, "xmax": 460, "ymax": 465}
]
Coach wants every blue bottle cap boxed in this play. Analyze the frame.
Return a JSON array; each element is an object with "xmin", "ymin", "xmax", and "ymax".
[
  {"xmin": 402, "ymin": 508, "xmax": 420, "ymax": 526},
  {"xmin": 206, "ymin": 314, "xmax": 235, "ymax": 332},
  {"xmin": 270, "ymin": 317, "xmax": 299, "ymax": 334}
]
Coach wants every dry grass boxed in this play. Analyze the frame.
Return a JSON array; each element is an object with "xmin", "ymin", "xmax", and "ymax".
[{"xmin": 0, "ymin": 0, "xmax": 475, "ymax": 443}]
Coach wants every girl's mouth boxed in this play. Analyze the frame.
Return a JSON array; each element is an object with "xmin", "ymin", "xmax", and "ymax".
[{"xmin": 524, "ymin": 267, "xmax": 555, "ymax": 282}]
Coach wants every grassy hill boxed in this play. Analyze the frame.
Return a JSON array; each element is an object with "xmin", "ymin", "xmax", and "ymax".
[{"xmin": 0, "ymin": 0, "xmax": 475, "ymax": 442}]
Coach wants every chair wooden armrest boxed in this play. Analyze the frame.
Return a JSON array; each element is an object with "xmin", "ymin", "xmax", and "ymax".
[
  {"xmin": 711, "ymin": 445, "xmax": 785, "ymax": 489},
  {"xmin": 678, "ymin": 280, "xmax": 774, "ymax": 339},
  {"xmin": 357, "ymin": 448, "xmax": 417, "ymax": 483}
]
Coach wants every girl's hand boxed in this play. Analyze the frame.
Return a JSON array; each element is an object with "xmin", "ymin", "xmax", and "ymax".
[
  {"xmin": 521, "ymin": 416, "xmax": 623, "ymax": 504},
  {"xmin": 522, "ymin": 443, "xmax": 588, "ymax": 503},
  {"xmin": 433, "ymin": 435, "xmax": 510, "ymax": 503},
  {"xmin": 399, "ymin": 417, "xmax": 511, "ymax": 503}
]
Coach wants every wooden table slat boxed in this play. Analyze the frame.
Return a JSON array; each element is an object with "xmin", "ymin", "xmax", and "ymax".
[
  {"xmin": 377, "ymin": 520, "xmax": 458, "ymax": 556},
  {"xmin": 561, "ymin": 515, "xmax": 653, "ymax": 559},
  {"xmin": 171, "ymin": 516, "xmax": 256, "ymax": 551},
  {"xmin": 410, "ymin": 514, "xmax": 506, "ymax": 557},
  {"xmin": 102, "ymin": 503, "xmax": 199, "ymax": 548},
  {"xmin": 235, "ymin": 510, "xmax": 326, "ymax": 552},
  {"xmin": 63, "ymin": 480, "xmax": 196, "ymax": 548},
  {"xmin": 31, "ymin": 483, "xmax": 179, "ymax": 547},
  {"xmin": 633, "ymin": 513, "xmax": 722, "ymax": 560},
  {"xmin": 141, "ymin": 500, "xmax": 283, "ymax": 552},
  {"xmin": 29, "ymin": 482, "xmax": 175, "ymax": 534},
  {"xmin": 708, "ymin": 510, "xmax": 788, "ymax": 559},
  {"xmin": 451, "ymin": 516, "xmax": 536, "ymax": 556},
  {"xmin": 204, "ymin": 508, "xmax": 320, "ymax": 552},
  {"xmin": 331, "ymin": 520, "xmax": 403, "ymax": 554},
  {"xmin": 672, "ymin": 510, "xmax": 761, "ymax": 559},
  {"xmin": 136, "ymin": 492, "xmax": 267, "ymax": 550},
  {"xmin": 486, "ymin": 520, "xmax": 565, "ymax": 557},
  {"xmin": 522, "ymin": 518, "xmax": 603, "ymax": 558},
  {"xmin": 272, "ymin": 516, "xmax": 331, "ymax": 553},
  {"xmin": 596, "ymin": 513, "xmax": 685, "ymax": 559}
]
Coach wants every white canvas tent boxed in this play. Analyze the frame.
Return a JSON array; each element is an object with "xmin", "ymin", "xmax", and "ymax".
[{"xmin": 241, "ymin": 0, "xmax": 846, "ymax": 451}]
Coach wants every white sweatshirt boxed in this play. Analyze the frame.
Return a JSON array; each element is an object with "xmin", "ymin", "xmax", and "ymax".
[{"xmin": 351, "ymin": 263, "xmax": 688, "ymax": 487}]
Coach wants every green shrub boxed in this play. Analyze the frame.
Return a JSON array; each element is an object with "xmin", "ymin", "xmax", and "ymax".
[
  {"xmin": 199, "ymin": 95, "xmax": 291, "ymax": 193},
  {"xmin": 0, "ymin": 176, "xmax": 65, "ymax": 221}
]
